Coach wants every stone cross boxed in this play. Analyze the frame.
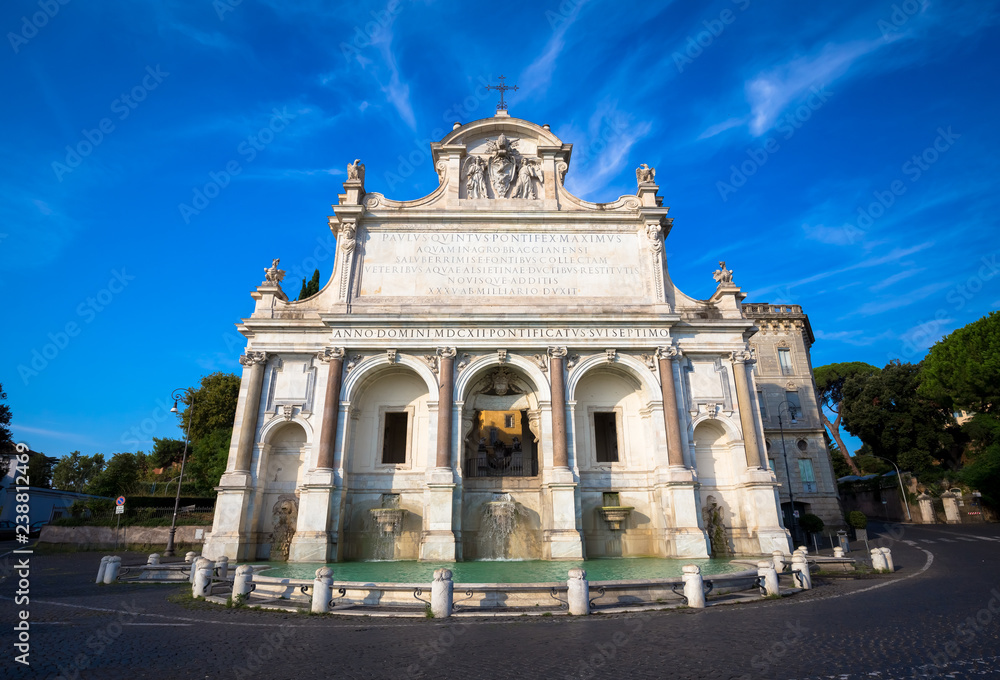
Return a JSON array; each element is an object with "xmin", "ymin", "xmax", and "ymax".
[{"xmin": 486, "ymin": 75, "xmax": 518, "ymax": 111}]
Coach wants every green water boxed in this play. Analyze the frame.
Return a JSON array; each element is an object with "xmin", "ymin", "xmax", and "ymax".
[{"xmin": 260, "ymin": 557, "xmax": 748, "ymax": 583}]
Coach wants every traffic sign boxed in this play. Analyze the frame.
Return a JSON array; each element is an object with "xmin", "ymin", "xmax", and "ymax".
[
  {"xmin": 115, "ymin": 505, "xmax": 124, "ymax": 515},
  {"xmin": 116, "ymin": 496, "xmax": 125, "ymax": 506}
]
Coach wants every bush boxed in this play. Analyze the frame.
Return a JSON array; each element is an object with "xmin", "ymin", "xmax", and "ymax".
[
  {"xmin": 847, "ymin": 511, "xmax": 867, "ymax": 529},
  {"xmin": 799, "ymin": 513, "xmax": 824, "ymax": 534}
]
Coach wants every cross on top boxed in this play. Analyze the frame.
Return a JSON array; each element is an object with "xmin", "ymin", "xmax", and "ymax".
[{"xmin": 486, "ymin": 75, "xmax": 518, "ymax": 111}]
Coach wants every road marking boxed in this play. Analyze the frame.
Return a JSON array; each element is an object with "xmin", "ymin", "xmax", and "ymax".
[
  {"xmin": 919, "ymin": 539, "xmax": 935, "ymax": 543},
  {"xmin": 938, "ymin": 538, "xmax": 955, "ymax": 542},
  {"xmin": 123, "ymin": 623, "xmax": 192, "ymax": 626},
  {"xmin": 954, "ymin": 537, "xmax": 978, "ymax": 542}
]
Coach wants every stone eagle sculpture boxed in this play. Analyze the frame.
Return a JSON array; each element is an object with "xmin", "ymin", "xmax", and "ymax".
[
  {"xmin": 347, "ymin": 159, "xmax": 365, "ymax": 183},
  {"xmin": 636, "ymin": 164, "xmax": 655, "ymax": 185}
]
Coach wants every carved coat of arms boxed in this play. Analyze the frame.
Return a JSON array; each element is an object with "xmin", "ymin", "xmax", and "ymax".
[{"xmin": 463, "ymin": 135, "xmax": 544, "ymax": 200}]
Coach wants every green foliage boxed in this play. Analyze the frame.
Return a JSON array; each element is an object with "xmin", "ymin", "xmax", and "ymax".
[
  {"xmin": 847, "ymin": 511, "xmax": 867, "ymax": 529},
  {"xmin": 296, "ymin": 269, "xmax": 321, "ymax": 301},
  {"xmin": 87, "ymin": 452, "xmax": 151, "ymax": 498},
  {"xmin": 840, "ymin": 360, "xmax": 955, "ymax": 481},
  {"xmin": 184, "ymin": 429, "xmax": 231, "ymax": 495},
  {"xmin": 27, "ymin": 453, "xmax": 56, "ymax": 489},
  {"xmin": 814, "ymin": 362, "xmax": 881, "ymax": 409},
  {"xmin": 52, "ymin": 451, "xmax": 106, "ymax": 493},
  {"xmin": 920, "ymin": 311, "xmax": 1000, "ymax": 417},
  {"xmin": 827, "ymin": 438, "xmax": 853, "ymax": 479},
  {"xmin": 151, "ymin": 438, "xmax": 186, "ymax": 469},
  {"xmin": 799, "ymin": 513, "xmax": 824, "ymax": 534},
  {"xmin": 955, "ymin": 413, "xmax": 1000, "ymax": 507},
  {"xmin": 177, "ymin": 373, "xmax": 240, "ymax": 443},
  {"xmin": 0, "ymin": 381, "xmax": 12, "ymax": 451}
]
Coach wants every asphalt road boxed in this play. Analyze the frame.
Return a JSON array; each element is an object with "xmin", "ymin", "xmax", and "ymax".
[{"xmin": 1, "ymin": 522, "xmax": 998, "ymax": 679}]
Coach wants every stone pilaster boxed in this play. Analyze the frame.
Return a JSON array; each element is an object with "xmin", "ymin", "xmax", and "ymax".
[{"xmin": 730, "ymin": 348, "xmax": 763, "ymax": 469}]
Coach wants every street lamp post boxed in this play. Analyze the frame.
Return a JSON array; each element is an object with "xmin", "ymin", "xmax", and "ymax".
[
  {"xmin": 776, "ymin": 401, "xmax": 799, "ymax": 545},
  {"xmin": 164, "ymin": 387, "xmax": 194, "ymax": 557},
  {"xmin": 871, "ymin": 455, "xmax": 912, "ymax": 522}
]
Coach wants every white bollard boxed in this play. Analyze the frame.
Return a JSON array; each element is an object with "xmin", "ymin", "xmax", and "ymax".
[
  {"xmin": 96, "ymin": 556, "xmax": 111, "ymax": 584},
  {"xmin": 193, "ymin": 562, "xmax": 212, "ymax": 598},
  {"xmin": 871, "ymin": 548, "xmax": 888, "ymax": 572},
  {"xmin": 682, "ymin": 564, "xmax": 706, "ymax": 608},
  {"xmin": 312, "ymin": 567, "xmax": 333, "ymax": 614},
  {"xmin": 184, "ymin": 551, "xmax": 198, "ymax": 563},
  {"xmin": 790, "ymin": 553, "xmax": 812, "ymax": 590},
  {"xmin": 567, "ymin": 568, "xmax": 590, "ymax": 616},
  {"xmin": 191, "ymin": 557, "xmax": 211, "ymax": 583},
  {"xmin": 103, "ymin": 556, "xmax": 122, "ymax": 584},
  {"xmin": 757, "ymin": 561, "xmax": 780, "ymax": 597},
  {"xmin": 215, "ymin": 556, "xmax": 229, "ymax": 579},
  {"xmin": 147, "ymin": 553, "xmax": 161, "ymax": 566},
  {"xmin": 880, "ymin": 547, "xmax": 895, "ymax": 572},
  {"xmin": 771, "ymin": 550, "xmax": 786, "ymax": 573},
  {"xmin": 431, "ymin": 568, "xmax": 454, "ymax": 619},
  {"xmin": 232, "ymin": 565, "xmax": 254, "ymax": 602},
  {"xmin": 833, "ymin": 547, "xmax": 844, "ymax": 558}
]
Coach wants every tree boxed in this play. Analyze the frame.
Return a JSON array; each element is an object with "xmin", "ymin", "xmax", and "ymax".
[
  {"xmin": 828, "ymin": 439, "xmax": 853, "ymax": 479},
  {"xmin": 174, "ymin": 372, "xmax": 239, "ymax": 494},
  {"xmin": 27, "ymin": 453, "xmax": 57, "ymax": 489},
  {"xmin": 184, "ymin": 429, "xmax": 232, "ymax": 495},
  {"xmin": 840, "ymin": 360, "xmax": 954, "ymax": 481},
  {"xmin": 813, "ymin": 362, "xmax": 880, "ymax": 475},
  {"xmin": 150, "ymin": 437, "xmax": 186, "ymax": 469},
  {"xmin": 87, "ymin": 452, "xmax": 151, "ymax": 498},
  {"xmin": 920, "ymin": 311, "xmax": 1000, "ymax": 417},
  {"xmin": 296, "ymin": 269, "xmax": 321, "ymax": 301},
  {"xmin": 52, "ymin": 451, "xmax": 106, "ymax": 493},
  {"xmin": 0, "ymin": 382, "xmax": 14, "ymax": 482}
]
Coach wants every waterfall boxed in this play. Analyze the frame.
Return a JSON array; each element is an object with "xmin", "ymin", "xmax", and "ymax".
[{"xmin": 481, "ymin": 492, "xmax": 519, "ymax": 560}]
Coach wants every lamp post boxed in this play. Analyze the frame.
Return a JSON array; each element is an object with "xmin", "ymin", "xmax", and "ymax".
[
  {"xmin": 871, "ymin": 455, "xmax": 912, "ymax": 521},
  {"xmin": 164, "ymin": 387, "xmax": 194, "ymax": 557},
  {"xmin": 776, "ymin": 401, "xmax": 799, "ymax": 545}
]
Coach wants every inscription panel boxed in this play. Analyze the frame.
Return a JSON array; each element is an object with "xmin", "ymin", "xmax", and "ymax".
[{"xmin": 359, "ymin": 231, "xmax": 644, "ymax": 298}]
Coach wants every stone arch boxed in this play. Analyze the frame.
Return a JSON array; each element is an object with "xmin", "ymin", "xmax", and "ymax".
[
  {"xmin": 572, "ymin": 367, "xmax": 652, "ymax": 471},
  {"xmin": 566, "ymin": 354, "xmax": 659, "ymax": 403},
  {"xmin": 455, "ymin": 353, "xmax": 550, "ymax": 402},
  {"xmin": 342, "ymin": 353, "xmax": 439, "ymax": 404}
]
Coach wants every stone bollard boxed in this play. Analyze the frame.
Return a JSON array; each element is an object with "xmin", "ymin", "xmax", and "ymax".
[
  {"xmin": 870, "ymin": 548, "xmax": 888, "ymax": 572},
  {"xmin": 192, "ymin": 557, "xmax": 211, "ymax": 584},
  {"xmin": 312, "ymin": 567, "xmax": 333, "ymax": 614},
  {"xmin": 880, "ymin": 547, "xmax": 895, "ymax": 572},
  {"xmin": 233, "ymin": 565, "xmax": 254, "ymax": 602},
  {"xmin": 103, "ymin": 556, "xmax": 122, "ymax": 584},
  {"xmin": 215, "ymin": 556, "xmax": 229, "ymax": 579},
  {"xmin": 431, "ymin": 568, "xmax": 454, "ymax": 619},
  {"xmin": 790, "ymin": 553, "xmax": 811, "ymax": 590},
  {"xmin": 184, "ymin": 551, "xmax": 198, "ymax": 563},
  {"xmin": 941, "ymin": 492, "xmax": 961, "ymax": 524},
  {"xmin": 96, "ymin": 556, "xmax": 111, "ymax": 584},
  {"xmin": 918, "ymin": 493, "xmax": 935, "ymax": 524},
  {"xmin": 567, "ymin": 568, "xmax": 590, "ymax": 616},
  {"xmin": 682, "ymin": 564, "xmax": 706, "ymax": 608},
  {"xmin": 147, "ymin": 553, "xmax": 161, "ymax": 566},
  {"xmin": 193, "ymin": 560, "xmax": 213, "ymax": 598},
  {"xmin": 833, "ymin": 547, "xmax": 844, "ymax": 558},
  {"xmin": 756, "ymin": 561, "xmax": 780, "ymax": 597},
  {"xmin": 772, "ymin": 550, "xmax": 786, "ymax": 573}
]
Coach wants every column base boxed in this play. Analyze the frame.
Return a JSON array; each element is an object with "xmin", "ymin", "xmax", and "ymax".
[
  {"xmin": 665, "ymin": 528, "xmax": 711, "ymax": 558},
  {"xmin": 288, "ymin": 531, "xmax": 337, "ymax": 562},
  {"xmin": 756, "ymin": 528, "xmax": 792, "ymax": 555},
  {"xmin": 201, "ymin": 532, "xmax": 256, "ymax": 561},
  {"xmin": 544, "ymin": 530, "xmax": 584, "ymax": 560},
  {"xmin": 419, "ymin": 531, "xmax": 457, "ymax": 561}
]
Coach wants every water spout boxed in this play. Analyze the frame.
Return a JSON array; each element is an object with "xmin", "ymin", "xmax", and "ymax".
[
  {"xmin": 481, "ymin": 492, "xmax": 519, "ymax": 560},
  {"xmin": 368, "ymin": 494, "xmax": 405, "ymax": 561}
]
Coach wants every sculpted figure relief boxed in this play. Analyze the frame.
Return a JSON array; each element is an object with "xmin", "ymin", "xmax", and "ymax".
[
  {"xmin": 347, "ymin": 159, "xmax": 365, "ymax": 183},
  {"xmin": 264, "ymin": 258, "xmax": 285, "ymax": 285},
  {"xmin": 464, "ymin": 156, "xmax": 488, "ymax": 198},
  {"xmin": 512, "ymin": 158, "xmax": 543, "ymax": 199},
  {"xmin": 712, "ymin": 260, "xmax": 734, "ymax": 285},
  {"xmin": 487, "ymin": 133, "xmax": 518, "ymax": 197}
]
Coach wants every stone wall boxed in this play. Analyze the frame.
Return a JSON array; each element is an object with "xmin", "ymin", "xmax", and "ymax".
[{"xmin": 38, "ymin": 525, "xmax": 207, "ymax": 551}]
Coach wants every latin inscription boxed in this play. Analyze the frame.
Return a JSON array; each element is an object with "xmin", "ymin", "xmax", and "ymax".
[
  {"xmin": 328, "ymin": 327, "xmax": 673, "ymax": 340},
  {"xmin": 359, "ymin": 231, "xmax": 644, "ymax": 297}
]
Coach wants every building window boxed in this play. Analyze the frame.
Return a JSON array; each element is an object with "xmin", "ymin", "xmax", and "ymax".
[
  {"xmin": 798, "ymin": 458, "xmax": 816, "ymax": 493},
  {"xmin": 594, "ymin": 412, "xmax": 619, "ymax": 463},
  {"xmin": 785, "ymin": 391, "xmax": 801, "ymax": 422},
  {"xmin": 381, "ymin": 412, "xmax": 408, "ymax": 464},
  {"xmin": 757, "ymin": 390, "xmax": 767, "ymax": 419},
  {"xmin": 796, "ymin": 439, "xmax": 808, "ymax": 452},
  {"xmin": 767, "ymin": 458, "xmax": 776, "ymax": 473},
  {"xmin": 504, "ymin": 413, "xmax": 515, "ymax": 428},
  {"xmin": 778, "ymin": 348, "xmax": 793, "ymax": 375}
]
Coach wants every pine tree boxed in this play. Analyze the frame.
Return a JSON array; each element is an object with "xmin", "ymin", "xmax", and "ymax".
[{"xmin": 296, "ymin": 269, "xmax": 321, "ymax": 300}]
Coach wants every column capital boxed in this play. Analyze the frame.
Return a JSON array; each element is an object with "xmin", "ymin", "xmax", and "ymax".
[
  {"xmin": 656, "ymin": 345, "xmax": 682, "ymax": 361},
  {"xmin": 437, "ymin": 347, "xmax": 457, "ymax": 358},
  {"xmin": 730, "ymin": 347, "xmax": 756, "ymax": 365},
  {"xmin": 547, "ymin": 346, "xmax": 568, "ymax": 358},
  {"xmin": 317, "ymin": 347, "xmax": 346, "ymax": 363},
  {"xmin": 239, "ymin": 350, "xmax": 268, "ymax": 366}
]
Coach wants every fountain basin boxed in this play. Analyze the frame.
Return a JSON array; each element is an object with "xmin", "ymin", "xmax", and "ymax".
[{"xmin": 598, "ymin": 506, "xmax": 634, "ymax": 531}]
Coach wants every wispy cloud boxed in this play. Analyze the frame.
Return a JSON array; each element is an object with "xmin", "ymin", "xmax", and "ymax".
[
  {"xmin": 801, "ymin": 222, "xmax": 865, "ymax": 246},
  {"xmin": 814, "ymin": 329, "xmax": 895, "ymax": 346},
  {"xmin": 844, "ymin": 281, "xmax": 952, "ymax": 318},
  {"xmin": 518, "ymin": 0, "xmax": 588, "ymax": 96},
  {"xmin": 869, "ymin": 267, "xmax": 924, "ymax": 291}
]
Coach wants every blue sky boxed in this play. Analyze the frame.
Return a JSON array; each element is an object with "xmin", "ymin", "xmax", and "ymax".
[{"xmin": 3, "ymin": 0, "xmax": 999, "ymax": 459}]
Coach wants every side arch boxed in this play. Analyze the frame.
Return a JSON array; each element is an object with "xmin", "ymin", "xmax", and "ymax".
[
  {"xmin": 342, "ymin": 353, "xmax": 439, "ymax": 403},
  {"xmin": 455, "ymin": 353, "xmax": 551, "ymax": 402},
  {"xmin": 567, "ymin": 354, "xmax": 660, "ymax": 403}
]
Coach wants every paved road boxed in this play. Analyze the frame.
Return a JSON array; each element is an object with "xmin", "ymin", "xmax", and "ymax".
[{"xmin": 1, "ymin": 523, "xmax": 998, "ymax": 679}]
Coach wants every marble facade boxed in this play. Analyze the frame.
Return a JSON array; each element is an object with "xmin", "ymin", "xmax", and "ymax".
[{"xmin": 203, "ymin": 110, "xmax": 804, "ymax": 563}]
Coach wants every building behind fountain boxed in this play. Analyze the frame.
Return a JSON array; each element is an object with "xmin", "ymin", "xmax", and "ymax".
[{"xmin": 202, "ymin": 107, "xmax": 841, "ymax": 564}]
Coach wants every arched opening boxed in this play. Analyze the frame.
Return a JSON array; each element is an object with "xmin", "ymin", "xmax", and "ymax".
[
  {"xmin": 694, "ymin": 420, "xmax": 737, "ymax": 557},
  {"xmin": 256, "ymin": 422, "xmax": 307, "ymax": 560}
]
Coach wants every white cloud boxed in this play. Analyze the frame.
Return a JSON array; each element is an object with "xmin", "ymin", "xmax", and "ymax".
[
  {"xmin": 518, "ymin": 0, "xmax": 587, "ymax": 97},
  {"xmin": 801, "ymin": 222, "xmax": 866, "ymax": 246},
  {"xmin": 869, "ymin": 267, "xmax": 924, "ymax": 292}
]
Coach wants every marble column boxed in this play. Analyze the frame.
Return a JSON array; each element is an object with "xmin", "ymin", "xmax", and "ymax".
[
  {"xmin": 730, "ymin": 349, "xmax": 763, "ymax": 469},
  {"xmin": 436, "ymin": 348, "xmax": 457, "ymax": 469},
  {"xmin": 548, "ymin": 347, "xmax": 569, "ymax": 469},
  {"xmin": 421, "ymin": 347, "xmax": 458, "ymax": 561},
  {"xmin": 234, "ymin": 351, "xmax": 268, "ymax": 472},
  {"xmin": 317, "ymin": 349, "xmax": 345, "ymax": 470},
  {"xmin": 656, "ymin": 347, "xmax": 684, "ymax": 467}
]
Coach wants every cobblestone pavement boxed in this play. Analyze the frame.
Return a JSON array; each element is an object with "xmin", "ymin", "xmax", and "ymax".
[{"xmin": 1, "ymin": 523, "xmax": 999, "ymax": 679}]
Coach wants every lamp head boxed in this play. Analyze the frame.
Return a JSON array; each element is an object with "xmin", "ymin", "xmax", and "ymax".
[{"xmin": 170, "ymin": 400, "xmax": 179, "ymax": 413}]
